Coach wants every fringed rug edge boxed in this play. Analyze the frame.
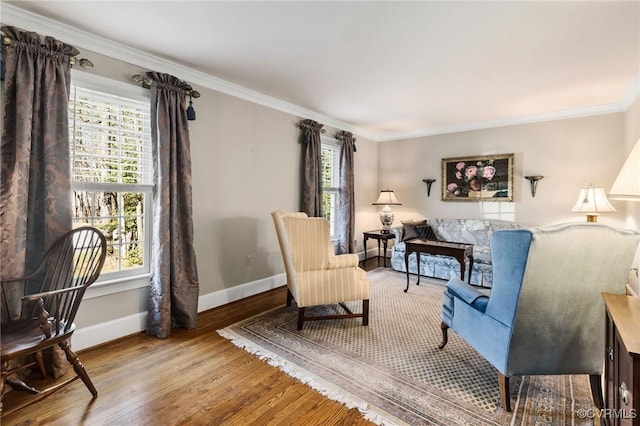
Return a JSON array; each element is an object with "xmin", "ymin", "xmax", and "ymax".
[{"xmin": 216, "ymin": 328, "xmax": 406, "ymax": 426}]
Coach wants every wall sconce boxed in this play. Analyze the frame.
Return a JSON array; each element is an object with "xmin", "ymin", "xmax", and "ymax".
[
  {"xmin": 524, "ymin": 176, "xmax": 544, "ymax": 197},
  {"xmin": 422, "ymin": 179, "xmax": 436, "ymax": 197}
]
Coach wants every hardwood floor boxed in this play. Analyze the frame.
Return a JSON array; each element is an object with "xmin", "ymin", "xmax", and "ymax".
[{"xmin": 2, "ymin": 259, "xmax": 382, "ymax": 426}]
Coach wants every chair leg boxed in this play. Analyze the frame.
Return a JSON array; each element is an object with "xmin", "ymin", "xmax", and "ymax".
[
  {"xmin": 297, "ymin": 307, "xmax": 305, "ymax": 330},
  {"xmin": 59, "ymin": 340, "xmax": 97, "ymax": 397},
  {"xmin": 34, "ymin": 351, "xmax": 47, "ymax": 379},
  {"xmin": 438, "ymin": 322, "xmax": 449, "ymax": 349},
  {"xmin": 589, "ymin": 374, "xmax": 604, "ymax": 409},
  {"xmin": 498, "ymin": 372, "xmax": 511, "ymax": 411},
  {"xmin": 286, "ymin": 289, "xmax": 293, "ymax": 307},
  {"xmin": 5, "ymin": 376, "xmax": 38, "ymax": 394},
  {"xmin": 362, "ymin": 299, "xmax": 369, "ymax": 326}
]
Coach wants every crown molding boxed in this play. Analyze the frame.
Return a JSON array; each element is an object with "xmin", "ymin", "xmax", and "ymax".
[
  {"xmin": 0, "ymin": 4, "xmax": 379, "ymax": 141},
  {"xmin": 619, "ymin": 72, "xmax": 640, "ymax": 110},
  {"xmin": 376, "ymin": 95, "xmax": 636, "ymax": 142},
  {"xmin": 378, "ymin": 74, "xmax": 639, "ymax": 142},
  {"xmin": 2, "ymin": 3, "xmax": 637, "ymax": 143}
]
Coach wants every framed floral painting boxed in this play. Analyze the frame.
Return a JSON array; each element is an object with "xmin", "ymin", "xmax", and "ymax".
[{"xmin": 441, "ymin": 153, "xmax": 514, "ymax": 201}]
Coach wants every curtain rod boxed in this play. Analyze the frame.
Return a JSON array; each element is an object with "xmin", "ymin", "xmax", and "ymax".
[
  {"xmin": 298, "ymin": 121, "xmax": 326, "ymax": 133},
  {"xmin": 336, "ymin": 131, "xmax": 357, "ymax": 143},
  {"xmin": 132, "ymin": 74, "xmax": 201, "ymax": 98},
  {"xmin": 1, "ymin": 34, "xmax": 94, "ymax": 69}
]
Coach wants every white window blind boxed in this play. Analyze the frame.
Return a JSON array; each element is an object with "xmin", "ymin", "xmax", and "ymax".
[{"xmin": 69, "ymin": 87, "xmax": 152, "ymax": 185}]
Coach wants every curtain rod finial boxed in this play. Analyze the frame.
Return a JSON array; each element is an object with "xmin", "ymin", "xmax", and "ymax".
[
  {"xmin": 132, "ymin": 74, "xmax": 152, "ymax": 88},
  {"xmin": 78, "ymin": 58, "xmax": 93, "ymax": 69}
]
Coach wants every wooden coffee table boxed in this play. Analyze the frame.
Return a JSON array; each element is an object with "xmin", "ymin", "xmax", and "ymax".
[{"xmin": 404, "ymin": 239, "xmax": 474, "ymax": 292}]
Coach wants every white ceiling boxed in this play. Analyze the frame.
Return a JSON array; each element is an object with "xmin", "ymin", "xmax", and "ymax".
[{"xmin": 3, "ymin": 1, "xmax": 640, "ymax": 141}]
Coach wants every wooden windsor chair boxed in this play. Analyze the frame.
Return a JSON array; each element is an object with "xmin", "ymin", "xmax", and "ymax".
[{"xmin": 1, "ymin": 226, "xmax": 107, "ymax": 417}]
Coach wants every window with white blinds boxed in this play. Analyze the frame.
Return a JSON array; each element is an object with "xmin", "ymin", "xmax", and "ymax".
[
  {"xmin": 69, "ymin": 87, "xmax": 152, "ymax": 185},
  {"xmin": 321, "ymin": 138, "xmax": 341, "ymax": 239},
  {"xmin": 68, "ymin": 74, "xmax": 153, "ymax": 280}
]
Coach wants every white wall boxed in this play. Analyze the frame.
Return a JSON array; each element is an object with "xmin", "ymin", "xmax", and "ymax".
[
  {"xmin": 377, "ymin": 108, "xmax": 640, "ymax": 297},
  {"xmin": 66, "ymin": 49, "xmax": 380, "ymax": 349},
  {"xmin": 378, "ymin": 113, "xmax": 629, "ymax": 229}
]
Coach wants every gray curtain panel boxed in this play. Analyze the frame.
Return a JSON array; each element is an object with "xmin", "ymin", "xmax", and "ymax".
[
  {"xmin": 0, "ymin": 25, "xmax": 76, "ymax": 377},
  {"xmin": 146, "ymin": 72, "xmax": 200, "ymax": 339},
  {"xmin": 0, "ymin": 26, "xmax": 76, "ymax": 316},
  {"xmin": 300, "ymin": 119, "xmax": 324, "ymax": 217},
  {"xmin": 337, "ymin": 131, "xmax": 356, "ymax": 254}
]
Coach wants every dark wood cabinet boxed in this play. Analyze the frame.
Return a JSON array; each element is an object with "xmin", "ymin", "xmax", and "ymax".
[{"xmin": 603, "ymin": 292, "xmax": 640, "ymax": 426}]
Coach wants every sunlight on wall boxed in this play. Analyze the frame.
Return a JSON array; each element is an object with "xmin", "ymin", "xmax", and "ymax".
[{"xmin": 479, "ymin": 202, "xmax": 516, "ymax": 221}]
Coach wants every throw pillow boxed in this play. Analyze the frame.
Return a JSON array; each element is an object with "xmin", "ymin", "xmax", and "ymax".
[
  {"xmin": 402, "ymin": 220, "xmax": 427, "ymax": 241},
  {"xmin": 417, "ymin": 224, "xmax": 439, "ymax": 241}
]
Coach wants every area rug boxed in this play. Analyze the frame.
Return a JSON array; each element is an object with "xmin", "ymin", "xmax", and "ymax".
[{"xmin": 218, "ymin": 268, "xmax": 594, "ymax": 426}]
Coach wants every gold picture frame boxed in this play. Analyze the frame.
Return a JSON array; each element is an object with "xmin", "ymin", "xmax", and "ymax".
[{"xmin": 441, "ymin": 153, "xmax": 514, "ymax": 202}]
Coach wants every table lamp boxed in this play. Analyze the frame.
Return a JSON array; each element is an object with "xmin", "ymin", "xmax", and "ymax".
[
  {"xmin": 571, "ymin": 184, "xmax": 616, "ymax": 222},
  {"xmin": 608, "ymin": 137, "xmax": 640, "ymax": 294},
  {"xmin": 609, "ymin": 137, "xmax": 640, "ymax": 202},
  {"xmin": 372, "ymin": 189, "xmax": 401, "ymax": 233}
]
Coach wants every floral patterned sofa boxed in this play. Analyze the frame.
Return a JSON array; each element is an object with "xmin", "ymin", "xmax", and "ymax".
[{"xmin": 389, "ymin": 218, "xmax": 522, "ymax": 287}]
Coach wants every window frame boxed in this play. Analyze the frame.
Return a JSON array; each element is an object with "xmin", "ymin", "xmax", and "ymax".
[
  {"xmin": 321, "ymin": 136, "xmax": 341, "ymax": 240},
  {"xmin": 69, "ymin": 70, "xmax": 153, "ymax": 298}
]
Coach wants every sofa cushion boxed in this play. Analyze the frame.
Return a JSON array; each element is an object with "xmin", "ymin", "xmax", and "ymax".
[
  {"xmin": 473, "ymin": 246, "xmax": 492, "ymax": 264},
  {"xmin": 401, "ymin": 220, "xmax": 427, "ymax": 241},
  {"xmin": 418, "ymin": 224, "xmax": 439, "ymax": 241}
]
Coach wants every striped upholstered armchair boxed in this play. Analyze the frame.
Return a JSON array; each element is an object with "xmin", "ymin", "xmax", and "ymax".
[{"xmin": 271, "ymin": 210, "xmax": 370, "ymax": 330}]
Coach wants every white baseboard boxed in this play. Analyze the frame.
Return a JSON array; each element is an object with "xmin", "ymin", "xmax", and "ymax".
[
  {"xmin": 197, "ymin": 273, "xmax": 286, "ymax": 312},
  {"xmin": 73, "ymin": 311, "xmax": 148, "ymax": 351},
  {"xmin": 73, "ymin": 273, "xmax": 287, "ymax": 351}
]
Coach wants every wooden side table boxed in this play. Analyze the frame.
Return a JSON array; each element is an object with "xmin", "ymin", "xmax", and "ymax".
[
  {"xmin": 602, "ymin": 292, "xmax": 639, "ymax": 426},
  {"xmin": 363, "ymin": 230, "xmax": 395, "ymax": 267}
]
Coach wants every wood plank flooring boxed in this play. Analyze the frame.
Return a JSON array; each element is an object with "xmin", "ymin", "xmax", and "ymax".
[{"xmin": 2, "ymin": 259, "xmax": 382, "ymax": 426}]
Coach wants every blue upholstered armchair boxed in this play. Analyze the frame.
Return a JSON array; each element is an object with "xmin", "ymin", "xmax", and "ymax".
[{"xmin": 439, "ymin": 223, "xmax": 640, "ymax": 412}]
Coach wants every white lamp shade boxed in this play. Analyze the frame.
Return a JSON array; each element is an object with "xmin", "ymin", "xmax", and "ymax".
[
  {"xmin": 571, "ymin": 185, "xmax": 616, "ymax": 214},
  {"xmin": 372, "ymin": 189, "xmax": 401, "ymax": 206},
  {"xmin": 609, "ymin": 137, "xmax": 640, "ymax": 201}
]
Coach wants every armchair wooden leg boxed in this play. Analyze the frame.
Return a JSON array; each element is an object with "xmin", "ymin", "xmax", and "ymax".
[
  {"xmin": 438, "ymin": 322, "xmax": 449, "ymax": 349},
  {"xmin": 362, "ymin": 300, "xmax": 369, "ymax": 326},
  {"xmin": 297, "ymin": 307, "xmax": 305, "ymax": 330},
  {"xmin": 589, "ymin": 374, "xmax": 604, "ymax": 409},
  {"xmin": 498, "ymin": 372, "xmax": 511, "ymax": 412}
]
